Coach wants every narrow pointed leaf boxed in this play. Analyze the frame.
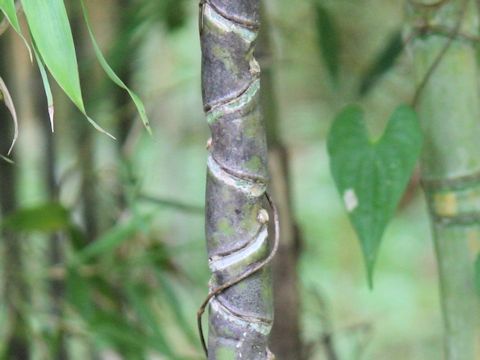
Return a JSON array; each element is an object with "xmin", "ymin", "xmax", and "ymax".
[
  {"xmin": 73, "ymin": 215, "xmax": 151, "ymax": 264},
  {"xmin": 0, "ymin": 154, "xmax": 13, "ymax": 163},
  {"xmin": 0, "ymin": 75, "xmax": 18, "ymax": 154},
  {"xmin": 2, "ymin": 202, "xmax": 70, "ymax": 232},
  {"xmin": 358, "ymin": 30, "xmax": 404, "ymax": 97},
  {"xmin": 314, "ymin": 3, "xmax": 340, "ymax": 85},
  {"xmin": 21, "ymin": 0, "xmax": 114, "ymax": 138},
  {"xmin": 80, "ymin": 0, "xmax": 151, "ymax": 134},
  {"xmin": 327, "ymin": 105, "xmax": 423, "ymax": 287},
  {"xmin": 125, "ymin": 284, "xmax": 175, "ymax": 356},
  {"xmin": 32, "ymin": 44, "xmax": 54, "ymax": 131}
]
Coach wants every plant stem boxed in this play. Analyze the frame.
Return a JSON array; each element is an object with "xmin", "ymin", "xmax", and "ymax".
[
  {"xmin": 408, "ymin": 0, "xmax": 480, "ymax": 358},
  {"xmin": 200, "ymin": 0, "xmax": 275, "ymax": 358},
  {"xmin": 257, "ymin": 3, "xmax": 304, "ymax": 359},
  {"xmin": 0, "ymin": 38, "xmax": 30, "ymax": 360}
]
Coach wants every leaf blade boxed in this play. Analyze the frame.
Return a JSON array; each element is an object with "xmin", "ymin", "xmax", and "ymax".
[
  {"xmin": 80, "ymin": 0, "xmax": 151, "ymax": 134},
  {"xmin": 0, "ymin": 75, "xmax": 19, "ymax": 154},
  {"xmin": 21, "ymin": 0, "xmax": 114, "ymax": 138},
  {"xmin": 314, "ymin": 3, "xmax": 340, "ymax": 85},
  {"xmin": 328, "ymin": 105, "xmax": 423, "ymax": 286}
]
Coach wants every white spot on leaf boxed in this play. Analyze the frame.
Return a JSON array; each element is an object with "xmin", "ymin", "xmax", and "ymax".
[{"xmin": 343, "ymin": 189, "xmax": 358, "ymax": 212}]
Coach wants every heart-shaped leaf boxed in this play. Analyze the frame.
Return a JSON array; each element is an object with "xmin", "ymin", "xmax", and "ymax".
[{"xmin": 327, "ymin": 105, "xmax": 423, "ymax": 287}]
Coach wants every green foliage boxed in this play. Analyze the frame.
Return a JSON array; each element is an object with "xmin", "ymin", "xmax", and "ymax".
[
  {"xmin": 1, "ymin": 0, "xmax": 150, "ymax": 139},
  {"xmin": 22, "ymin": 0, "xmax": 110, "ymax": 134},
  {"xmin": 72, "ymin": 214, "xmax": 151, "ymax": 265},
  {"xmin": 2, "ymin": 202, "xmax": 70, "ymax": 232},
  {"xmin": 79, "ymin": 0, "xmax": 151, "ymax": 134},
  {"xmin": 358, "ymin": 30, "xmax": 404, "ymax": 97},
  {"xmin": 327, "ymin": 105, "xmax": 423, "ymax": 286},
  {"xmin": 314, "ymin": 3, "xmax": 340, "ymax": 85}
]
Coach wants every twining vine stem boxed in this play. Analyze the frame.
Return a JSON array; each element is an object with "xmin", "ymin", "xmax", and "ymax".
[
  {"xmin": 197, "ymin": 191, "xmax": 280, "ymax": 357},
  {"xmin": 410, "ymin": 0, "xmax": 469, "ymax": 107}
]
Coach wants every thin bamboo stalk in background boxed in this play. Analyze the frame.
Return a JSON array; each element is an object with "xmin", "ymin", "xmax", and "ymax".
[
  {"xmin": 408, "ymin": 0, "xmax": 480, "ymax": 358},
  {"xmin": 0, "ymin": 36, "xmax": 30, "ymax": 360},
  {"xmin": 258, "ymin": 3, "xmax": 304, "ymax": 359}
]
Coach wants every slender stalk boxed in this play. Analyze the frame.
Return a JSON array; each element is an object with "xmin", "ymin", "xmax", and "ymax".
[
  {"xmin": 37, "ymin": 74, "xmax": 68, "ymax": 360},
  {"xmin": 200, "ymin": 0, "xmax": 275, "ymax": 358},
  {"xmin": 408, "ymin": 0, "xmax": 480, "ymax": 358},
  {"xmin": 0, "ymin": 38, "xmax": 29, "ymax": 360},
  {"xmin": 257, "ymin": 4, "xmax": 303, "ymax": 359}
]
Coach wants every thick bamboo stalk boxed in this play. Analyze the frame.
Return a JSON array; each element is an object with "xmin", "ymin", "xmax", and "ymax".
[
  {"xmin": 200, "ymin": 0, "xmax": 275, "ymax": 358},
  {"xmin": 408, "ymin": 0, "xmax": 480, "ymax": 358}
]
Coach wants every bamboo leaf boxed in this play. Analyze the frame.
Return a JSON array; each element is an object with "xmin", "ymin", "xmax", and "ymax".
[
  {"xmin": 0, "ymin": 0, "xmax": 32, "ymax": 60},
  {"xmin": 2, "ymin": 202, "xmax": 70, "ymax": 232},
  {"xmin": 0, "ymin": 154, "xmax": 14, "ymax": 163},
  {"xmin": 327, "ymin": 105, "xmax": 423, "ymax": 287},
  {"xmin": 21, "ymin": 0, "xmax": 114, "ymax": 138},
  {"xmin": 80, "ymin": 0, "xmax": 151, "ymax": 134},
  {"xmin": 65, "ymin": 267, "xmax": 94, "ymax": 320},
  {"xmin": 314, "ymin": 3, "xmax": 340, "ymax": 85},
  {"xmin": 358, "ymin": 30, "xmax": 404, "ymax": 97},
  {"xmin": 125, "ymin": 284, "xmax": 175, "ymax": 357},
  {"xmin": 73, "ymin": 215, "xmax": 151, "ymax": 264},
  {"xmin": 90, "ymin": 311, "xmax": 148, "ymax": 353},
  {"xmin": 0, "ymin": 75, "xmax": 18, "ymax": 154},
  {"xmin": 32, "ymin": 44, "xmax": 54, "ymax": 131},
  {"xmin": 156, "ymin": 273, "xmax": 198, "ymax": 345}
]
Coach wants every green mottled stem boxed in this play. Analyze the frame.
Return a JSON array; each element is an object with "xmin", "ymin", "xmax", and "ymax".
[
  {"xmin": 408, "ymin": 0, "xmax": 480, "ymax": 358},
  {"xmin": 200, "ymin": 0, "xmax": 274, "ymax": 359}
]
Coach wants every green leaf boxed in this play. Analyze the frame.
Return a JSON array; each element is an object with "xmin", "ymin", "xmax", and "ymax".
[
  {"xmin": 79, "ymin": 0, "xmax": 151, "ymax": 134},
  {"xmin": 2, "ymin": 202, "xmax": 70, "ymax": 232},
  {"xmin": 65, "ymin": 267, "xmax": 94, "ymax": 320},
  {"xmin": 358, "ymin": 30, "xmax": 404, "ymax": 97},
  {"xmin": 475, "ymin": 254, "xmax": 480, "ymax": 296},
  {"xmin": 90, "ymin": 311, "xmax": 148, "ymax": 353},
  {"xmin": 156, "ymin": 273, "xmax": 198, "ymax": 345},
  {"xmin": 327, "ymin": 105, "xmax": 423, "ymax": 287},
  {"xmin": 0, "ymin": 0, "xmax": 32, "ymax": 59},
  {"xmin": 73, "ymin": 215, "xmax": 151, "ymax": 264},
  {"xmin": 33, "ymin": 43, "xmax": 54, "ymax": 131},
  {"xmin": 21, "ymin": 0, "xmax": 114, "ymax": 138},
  {"xmin": 314, "ymin": 3, "xmax": 340, "ymax": 85},
  {"xmin": 0, "ymin": 75, "xmax": 18, "ymax": 154},
  {"xmin": 125, "ymin": 284, "xmax": 175, "ymax": 357}
]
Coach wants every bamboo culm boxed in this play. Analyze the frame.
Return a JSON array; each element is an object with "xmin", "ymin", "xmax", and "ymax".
[
  {"xmin": 408, "ymin": 0, "xmax": 480, "ymax": 358},
  {"xmin": 200, "ymin": 0, "xmax": 275, "ymax": 358}
]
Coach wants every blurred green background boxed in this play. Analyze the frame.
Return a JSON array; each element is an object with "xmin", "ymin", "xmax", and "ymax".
[{"xmin": 0, "ymin": 0, "xmax": 457, "ymax": 359}]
